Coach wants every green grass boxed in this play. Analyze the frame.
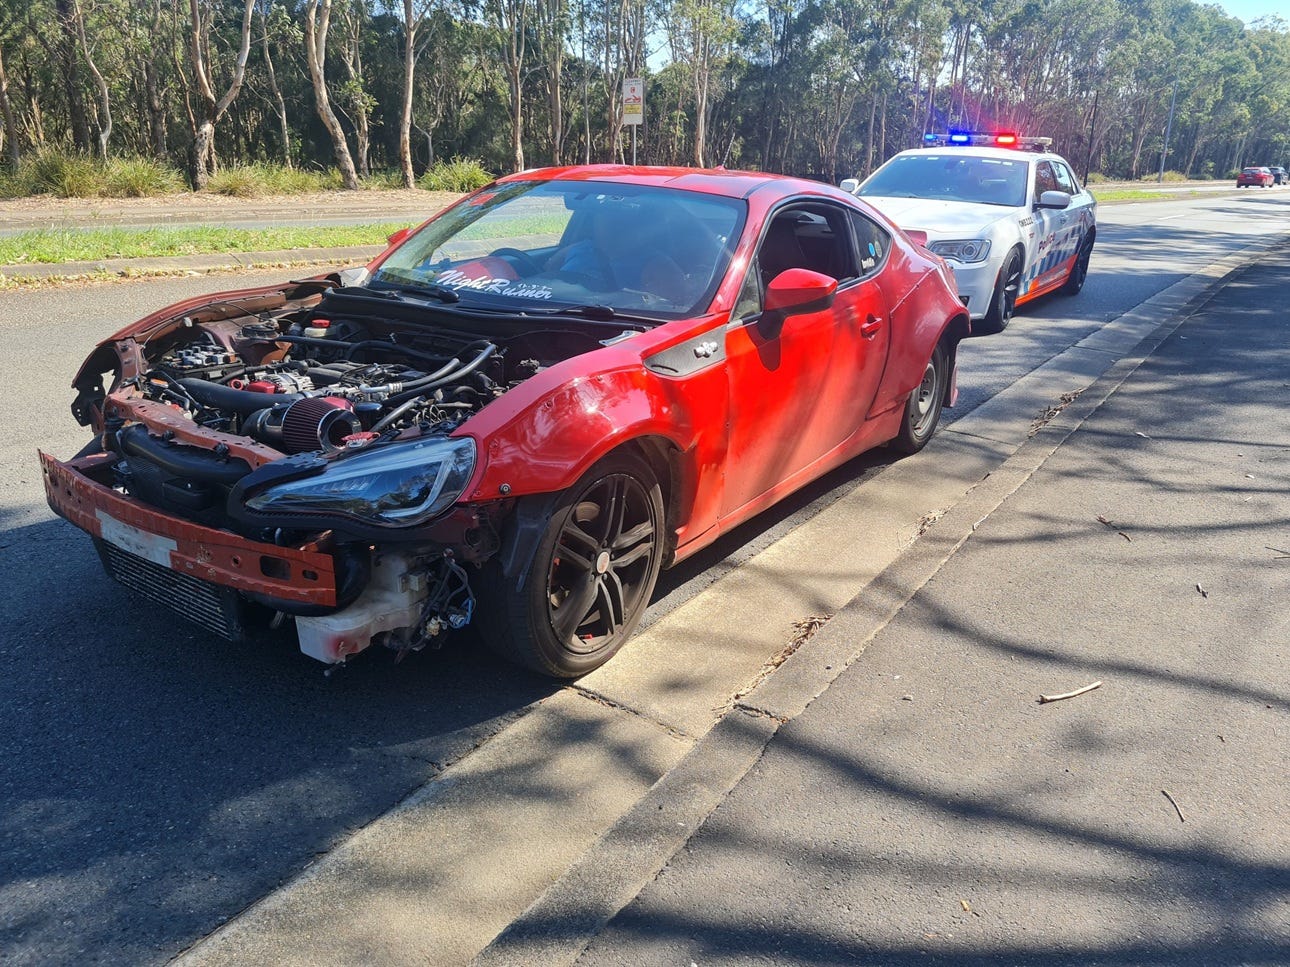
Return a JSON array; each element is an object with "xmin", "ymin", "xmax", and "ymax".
[
  {"xmin": 0, "ymin": 223, "xmax": 410, "ymax": 265},
  {"xmin": 1090, "ymin": 187, "xmax": 1219, "ymax": 201}
]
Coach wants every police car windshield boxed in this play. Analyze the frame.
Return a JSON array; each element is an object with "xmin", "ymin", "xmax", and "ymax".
[{"xmin": 859, "ymin": 154, "xmax": 1028, "ymax": 208}]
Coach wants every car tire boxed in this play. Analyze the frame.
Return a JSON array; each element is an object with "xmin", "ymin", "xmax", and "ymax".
[
  {"xmin": 477, "ymin": 450, "xmax": 665, "ymax": 678},
  {"xmin": 978, "ymin": 249, "xmax": 1022, "ymax": 334},
  {"xmin": 890, "ymin": 341, "xmax": 948, "ymax": 455},
  {"xmin": 1061, "ymin": 234, "xmax": 1094, "ymax": 296}
]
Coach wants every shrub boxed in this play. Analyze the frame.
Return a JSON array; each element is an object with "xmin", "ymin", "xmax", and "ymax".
[
  {"xmin": 1085, "ymin": 172, "xmax": 1109, "ymax": 184},
  {"xmin": 17, "ymin": 149, "xmax": 102, "ymax": 197},
  {"xmin": 363, "ymin": 170, "xmax": 408, "ymax": 190},
  {"xmin": 102, "ymin": 157, "xmax": 185, "ymax": 197},
  {"xmin": 206, "ymin": 165, "xmax": 270, "ymax": 197},
  {"xmin": 419, "ymin": 157, "xmax": 493, "ymax": 192},
  {"xmin": 260, "ymin": 165, "xmax": 340, "ymax": 193}
]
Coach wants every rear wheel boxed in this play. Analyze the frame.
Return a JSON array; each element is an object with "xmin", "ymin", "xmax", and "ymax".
[
  {"xmin": 1061, "ymin": 234, "xmax": 1094, "ymax": 295},
  {"xmin": 978, "ymin": 249, "xmax": 1022, "ymax": 334},
  {"xmin": 478, "ymin": 450, "xmax": 664, "ymax": 678},
  {"xmin": 890, "ymin": 341, "xmax": 948, "ymax": 455}
]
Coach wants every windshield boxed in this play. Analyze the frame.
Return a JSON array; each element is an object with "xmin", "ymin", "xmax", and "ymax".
[
  {"xmin": 371, "ymin": 180, "xmax": 745, "ymax": 317},
  {"xmin": 859, "ymin": 154, "xmax": 1029, "ymax": 207}
]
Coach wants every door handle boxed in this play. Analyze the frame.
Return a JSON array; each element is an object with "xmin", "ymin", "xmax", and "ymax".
[{"xmin": 860, "ymin": 315, "xmax": 883, "ymax": 338}]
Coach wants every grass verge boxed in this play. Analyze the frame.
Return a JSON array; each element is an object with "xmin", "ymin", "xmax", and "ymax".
[
  {"xmin": 0, "ymin": 256, "xmax": 372, "ymax": 291},
  {"xmin": 0, "ymin": 223, "xmax": 409, "ymax": 265},
  {"xmin": 1091, "ymin": 188, "xmax": 1231, "ymax": 202}
]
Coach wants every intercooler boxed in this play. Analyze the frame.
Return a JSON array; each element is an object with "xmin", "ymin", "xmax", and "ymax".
[{"xmin": 93, "ymin": 538, "xmax": 246, "ymax": 641}]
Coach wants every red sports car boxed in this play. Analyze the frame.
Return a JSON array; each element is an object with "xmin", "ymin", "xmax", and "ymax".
[{"xmin": 41, "ymin": 166, "xmax": 970, "ymax": 677}]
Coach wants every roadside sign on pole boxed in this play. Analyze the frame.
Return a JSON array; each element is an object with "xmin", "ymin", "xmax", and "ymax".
[{"xmin": 622, "ymin": 78, "xmax": 644, "ymax": 126}]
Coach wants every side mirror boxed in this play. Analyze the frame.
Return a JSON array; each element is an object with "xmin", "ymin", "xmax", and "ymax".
[
  {"xmin": 904, "ymin": 229, "xmax": 930, "ymax": 248},
  {"xmin": 839, "ymin": 178, "xmax": 860, "ymax": 194},
  {"xmin": 1036, "ymin": 190, "xmax": 1070, "ymax": 210},
  {"xmin": 759, "ymin": 267, "xmax": 838, "ymax": 337},
  {"xmin": 386, "ymin": 226, "xmax": 413, "ymax": 247}
]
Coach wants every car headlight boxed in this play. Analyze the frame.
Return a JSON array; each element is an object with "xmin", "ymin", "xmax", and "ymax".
[
  {"xmin": 928, "ymin": 239, "xmax": 992, "ymax": 263},
  {"xmin": 244, "ymin": 437, "xmax": 476, "ymax": 526}
]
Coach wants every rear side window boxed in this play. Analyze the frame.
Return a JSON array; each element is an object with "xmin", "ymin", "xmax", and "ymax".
[
  {"xmin": 1034, "ymin": 161, "xmax": 1058, "ymax": 200},
  {"xmin": 849, "ymin": 211, "xmax": 889, "ymax": 277},
  {"xmin": 1052, "ymin": 162, "xmax": 1076, "ymax": 195}
]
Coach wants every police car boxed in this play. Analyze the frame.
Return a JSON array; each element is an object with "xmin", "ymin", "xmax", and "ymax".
[{"xmin": 841, "ymin": 133, "xmax": 1097, "ymax": 333}]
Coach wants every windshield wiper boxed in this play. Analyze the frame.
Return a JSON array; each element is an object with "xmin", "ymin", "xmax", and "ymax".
[
  {"xmin": 537, "ymin": 304, "xmax": 660, "ymax": 326},
  {"xmin": 380, "ymin": 280, "xmax": 461, "ymax": 304}
]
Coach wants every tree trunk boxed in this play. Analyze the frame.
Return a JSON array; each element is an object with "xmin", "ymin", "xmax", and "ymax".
[
  {"xmin": 143, "ymin": 60, "xmax": 167, "ymax": 160},
  {"xmin": 508, "ymin": 64, "xmax": 524, "ymax": 171},
  {"xmin": 56, "ymin": 0, "xmax": 91, "ymax": 150},
  {"xmin": 0, "ymin": 45, "xmax": 20, "ymax": 165},
  {"xmin": 193, "ymin": 119, "xmax": 215, "ymax": 182},
  {"xmin": 71, "ymin": 0, "xmax": 111, "ymax": 159},
  {"xmin": 398, "ymin": 0, "xmax": 418, "ymax": 187},
  {"xmin": 305, "ymin": 0, "xmax": 361, "ymax": 189},
  {"xmin": 186, "ymin": 0, "xmax": 256, "ymax": 189},
  {"xmin": 259, "ymin": 9, "xmax": 292, "ymax": 167}
]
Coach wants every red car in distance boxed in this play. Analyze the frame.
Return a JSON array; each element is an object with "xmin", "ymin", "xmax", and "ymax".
[
  {"xmin": 1236, "ymin": 167, "xmax": 1274, "ymax": 187},
  {"xmin": 42, "ymin": 166, "xmax": 970, "ymax": 678}
]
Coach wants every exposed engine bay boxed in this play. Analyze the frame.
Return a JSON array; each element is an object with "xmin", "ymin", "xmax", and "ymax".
[
  {"xmin": 64, "ymin": 282, "xmax": 635, "ymax": 662},
  {"xmin": 130, "ymin": 288, "xmax": 598, "ymax": 460}
]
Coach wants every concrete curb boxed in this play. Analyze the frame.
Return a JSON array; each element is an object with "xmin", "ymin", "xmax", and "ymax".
[
  {"xmin": 0, "ymin": 245, "xmax": 384, "ymax": 282},
  {"xmin": 473, "ymin": 239, "xmax": 1285, "ymax": 967}
]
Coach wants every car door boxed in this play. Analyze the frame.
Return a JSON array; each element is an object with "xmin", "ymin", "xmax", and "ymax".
[
  {"xmin": 1024, "ymin": 159, "xmax": 1073, "ymax": 297},
  {"xmin": 720, "ymin": 202, "xmax": 890, "ymax": 521}
]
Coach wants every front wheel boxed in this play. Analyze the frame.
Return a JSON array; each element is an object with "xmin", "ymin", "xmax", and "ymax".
[
  {"xmin": 477, "ymin": 451, "xmax": 665, "ymax": 678},
  {"xmin": 978, "ymin": 249, "xmax": 1021, "ymax": 334},
  {"xmin": 890, "ymin": 341, "xmax": 948, "ymax": 455}
]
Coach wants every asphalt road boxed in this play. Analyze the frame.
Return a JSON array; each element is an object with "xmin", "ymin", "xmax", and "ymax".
[{"xmin": 0, "ymin": 189, "xmax": 1287, "ymax": 964}]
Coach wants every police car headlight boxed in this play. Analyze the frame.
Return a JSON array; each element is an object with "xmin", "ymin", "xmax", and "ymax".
[
  {"xmin": 244, "ymin": 437, "xmax": 476, "ymax": 526},
  {"xmin": 928, "ymin": 239, "xmax": 992, "ymax": 263}
]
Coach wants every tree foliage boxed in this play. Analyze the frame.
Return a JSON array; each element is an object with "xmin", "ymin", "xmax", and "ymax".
[{"xmin": 0, "ymin": 0, "xmax": 1286, "ymax": 188}]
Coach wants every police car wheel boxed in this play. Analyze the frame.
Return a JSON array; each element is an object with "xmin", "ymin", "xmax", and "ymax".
[
  {"xmin": 1062, "ymin": 236, "xmax": 1094, "ymax": 296},
  {"xmin": 980, "ymin": 250, "xmax": 1022, "ymax": 334}
]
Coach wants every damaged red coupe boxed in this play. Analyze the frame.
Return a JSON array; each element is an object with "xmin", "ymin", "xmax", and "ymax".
[{"xmin": 42, "ymin": 166, "xmax": 969, "ymax": 678}]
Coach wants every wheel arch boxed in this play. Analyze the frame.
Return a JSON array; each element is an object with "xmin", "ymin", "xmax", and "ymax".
[{"xmin": 491, "ymin": 433, "xmax": 687, "ymax": 593}]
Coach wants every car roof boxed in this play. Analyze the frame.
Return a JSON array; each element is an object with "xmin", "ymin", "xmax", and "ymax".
[
  {"xmin": 887, "ymin": 145, "xmax": 1064, "ymax": 165},
  {"xmin": 493, "ymin": 164, "xmax": 849, "ymax": 202}
]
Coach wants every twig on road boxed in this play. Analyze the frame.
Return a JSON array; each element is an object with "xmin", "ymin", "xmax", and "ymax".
[
  {"xmin": 1162, "ymin": 788, "xmax": 1186, "ymax": 823},
  {"xmin": 1038, "ymin": 680, "xmax": 1103, "ymax": 704}
]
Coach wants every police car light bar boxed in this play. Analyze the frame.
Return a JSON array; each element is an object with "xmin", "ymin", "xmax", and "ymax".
[{"xmin": 922, "ymin": 132, "xmax": 1053, "ymax": 150}]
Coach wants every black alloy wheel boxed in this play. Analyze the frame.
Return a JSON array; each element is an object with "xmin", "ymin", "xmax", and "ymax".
[
  {"xmin": 478, "ymin": 450, "xmax": 665, "ymax": 678},
  {"xmin": 979, "ymin": 249, "xmax": 1022, "ymax": 334},
  {"xmin": 1061, "ymin": 235, "xmax": 1094, "ymax": 295}
]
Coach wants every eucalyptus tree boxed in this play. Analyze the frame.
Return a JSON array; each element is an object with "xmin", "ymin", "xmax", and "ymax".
[
  {"xmin": 383, "ymin": 0, "xmax": 454, "ymax": 186},
  {"xmin": 183, "ymin": 0, "xmax": 256, "ymax": 187},
  {"xmin": 0, "ymin": 0, "xmax": 24, "ymax": 162},
  {"xmin": 337, "ymin": 0, "xmax": 376, "ymax": 177},
  {"xmin": 535, "ymin": 0, "xmax": 570, "ymax": 164},
  {"xmin": 661, "ymin": 0, "xmax": 738, "ymax": 166},
  {"xmin": 68, "ymin": 0, "xmax": 111, "ymax": 157},
  {"xmin": 305, "ymin": 0, "xmax": 361, "ymax": 188},
  {"xmin": 256, "ymin": 0, "xmax": 295, "ymax": 167},
  {"xmin": 486, "ymin": 0, "xmax": 530, "ymax": 171}
]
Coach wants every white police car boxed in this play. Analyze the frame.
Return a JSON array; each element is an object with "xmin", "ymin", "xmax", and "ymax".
[{"xmin": 841, "ymin": 133, "xmax": 1097, "ymax": 333}]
